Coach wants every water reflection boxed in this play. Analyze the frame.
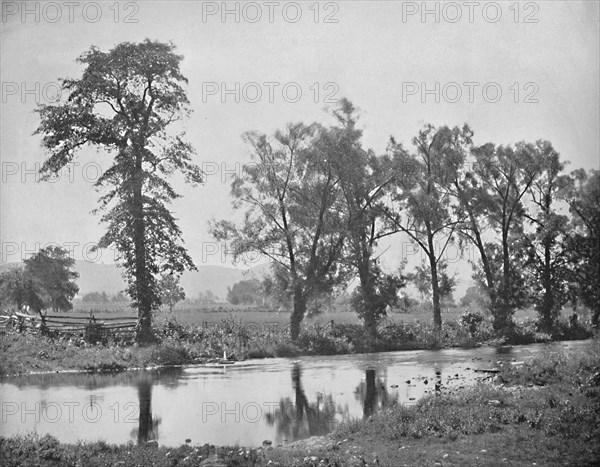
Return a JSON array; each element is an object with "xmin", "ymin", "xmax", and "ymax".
[
  {"xmin": 265, "ymin": 364, "xmax": 339, "ymax": 442},
  {"xmin": 130, "ymin": 376, "xmax": 161, "ymax": 445},
  {"xmin": 355, "ymin": 369, "xmax": 398, "ymax": 418}
]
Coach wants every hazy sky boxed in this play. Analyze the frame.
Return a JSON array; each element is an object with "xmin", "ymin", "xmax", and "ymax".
[{"xmin": 1, "ymin": 0, "xmax": 599, "ymax": 295}]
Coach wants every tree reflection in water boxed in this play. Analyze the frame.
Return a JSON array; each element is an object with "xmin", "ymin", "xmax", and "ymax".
[
  {"xmin": 355, "ymin": 369, "xmax": 398, "ymax": 418},
  {"xmin": 265, "ymin": 364, "xmax": 340, "ymax": 442},
  {"xmin": 130, "ymin": 376, "xmax": 162, "ymax": 445}
]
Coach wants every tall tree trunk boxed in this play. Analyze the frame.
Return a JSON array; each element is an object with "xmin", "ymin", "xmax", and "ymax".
[
  {"xmin": 427, "ymin": 233, "xmax": 442, "ymax": 330},
  {"xmin": 594, "ymin": 235, "xmax": 600, "ymax": 327},
  {"xmin": 470, "ymin": 213, "xmax": 497, "ymax": 308},
  {"xmin": 540, "ymin": 237, "xmax": 555, "ymax": 331},
  {"xmin": 495, "ymin": 229, "xmax": 513, "ymax": 333},
  {"xmin": 290, "ymin": 287, "xmax": 306, "ymax": 340},
  {"xmin": 358, "ymin": 254, "xmax": 378, "ymax": 339},
  {"xmin": 133, "ymin": 149, "xmax": 153, "ymax": 344}
]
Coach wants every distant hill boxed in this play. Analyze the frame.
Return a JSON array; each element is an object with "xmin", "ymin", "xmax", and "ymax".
[
  {"xmin": 1, "ymin": 259, "xmax": 468, "ymax": 302},
  {"xmin": 0, "ymin": 260, "xmax": 270, "ymax": 301}
]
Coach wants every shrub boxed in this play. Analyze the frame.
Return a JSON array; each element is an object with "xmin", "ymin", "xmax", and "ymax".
[{"xmin": 461, "ymin": 311, "xmax": 484, "ymax": 337}]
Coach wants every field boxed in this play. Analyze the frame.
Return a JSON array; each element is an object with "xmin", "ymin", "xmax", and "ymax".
[{"xmin": 71, "ymin": 301, "xmax": 543, "ymax": 327}]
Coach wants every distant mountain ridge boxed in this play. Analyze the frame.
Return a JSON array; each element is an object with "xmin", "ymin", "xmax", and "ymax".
[{"xmin": 0, "ymin": 260, "xmax": 270, "ymax": 301}]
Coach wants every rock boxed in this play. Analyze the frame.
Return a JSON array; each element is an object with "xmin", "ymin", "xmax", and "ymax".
[
  {"xmin": 145, "ymin": 440, "xmax": 158, "ymax": 448},
  {"xmin": 488, "ymin": 400, "xmax": 501, "ymax": 407},
  {"xmin": 262, "ymin": 439, "xmax": 273, "ymax": 446},
  {"xmin": 391, "ymin": 384, "xmax": 398, "ymax": 388}
]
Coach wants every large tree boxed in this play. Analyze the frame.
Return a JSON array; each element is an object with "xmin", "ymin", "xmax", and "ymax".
[
  {"xmin": 36, "ymin": 40, "xmax": 202, "ymax": 343},
  {"xmin": 211, "ymin": 122, "xmax": 348, "ymax": 340},
  {"xmin": 157, "ymin": 274, "xmax": 186, "ymax": 314},
  {"xmin": 321, "ymin": 100, "xmax": 404, "ymax": 337},
  {"xmin": 522, "ymin": 143, "xmax": 570, "ymax": 331},
  {"xmin": 561, "ymin": 169, "xmax": 600, "ymax": 327},
  {"xmin": 0, "ymin": 267, "xmax": 48, "ymax": 314},
  {"xmin": 24, "ymin": 246, "xmax": 79, "ymax": 313},
  {"xmin": 383, "ymin": 124, "xmax": 470, "ymax": 330},
  {"xmin": 468, "ymin": 142, "xmax": 540, "ymax": 332}
]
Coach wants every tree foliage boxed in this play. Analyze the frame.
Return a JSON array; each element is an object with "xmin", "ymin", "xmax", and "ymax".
[
  {"xmin": 24, "ymin": 246, "xmax": 79, "ymax": 313},
  {"xmin": 0, "ymin": 267, "xmax": 49, "ymax": 314},
  {"xmin": 227, "ymin": 279, "xmax": 262, "ymax": 305},
  {"xmin": 158, "ymin": 274, "xmax": 186, "ymax": 314},
  {"xmin": 0, "ymin": 247, "xmax": 78, "ymax": 315},
  {"xmin": 409, "ymin": 260, "xmax": 456, "ymax": 302}
]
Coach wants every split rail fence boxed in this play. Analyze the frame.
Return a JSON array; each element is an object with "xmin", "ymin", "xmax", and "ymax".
[{"xmin": 0, "ymin": 311, "xmax": 137, "ymax": 342}]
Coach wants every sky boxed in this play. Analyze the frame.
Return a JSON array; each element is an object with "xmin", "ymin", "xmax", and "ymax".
[{"xmin": 1, "ymin": 0, "xmax": 599, "ymax": 297}]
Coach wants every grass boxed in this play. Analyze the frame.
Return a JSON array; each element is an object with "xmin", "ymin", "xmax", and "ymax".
[
  {"xmin": 2, "ymin": 339, "xmax": 599, "ymax": 466},
  {"xmin": 71, "ymin": 299, "xmax": 543, "ymax": 325}
]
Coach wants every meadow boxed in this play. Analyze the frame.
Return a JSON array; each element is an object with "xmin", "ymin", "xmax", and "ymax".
[{"xmin": 71, "ymin": 300, "xmax": 542, "ymax": 327}]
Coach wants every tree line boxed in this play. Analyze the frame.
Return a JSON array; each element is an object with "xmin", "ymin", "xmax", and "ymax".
[
  {"xmin": 212, "ymin": 99, "xmax": 599, "ymax": 339},
  {"xmin": 11, "ymin": 39, "xmax": 597, "ymax": 343}
]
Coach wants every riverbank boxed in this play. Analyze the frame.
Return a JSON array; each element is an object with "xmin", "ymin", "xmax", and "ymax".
[
  {"xmin": 2, "ymin": 339, "xmax": 598, "ymax": 466},
  {"xmin": 0, "ymin": 315, "xmax": 594, "ymax": 376}
]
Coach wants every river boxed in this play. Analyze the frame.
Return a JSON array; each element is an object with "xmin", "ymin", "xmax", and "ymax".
[{"xmin": 0, "ymin": 339, "xmax": 592, "ymax": 447}]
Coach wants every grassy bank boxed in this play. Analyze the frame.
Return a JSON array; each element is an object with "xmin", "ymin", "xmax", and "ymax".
[
  {"xmin": 1, "ymin": 310, "xmax": 595, "ymax": 376},
  {"xmin": 2, "ymin": 339, "xmax": 598, "ymax": 466}
]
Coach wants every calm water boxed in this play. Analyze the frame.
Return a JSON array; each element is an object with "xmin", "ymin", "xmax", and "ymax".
[{"xmin": 0, "ymin": 340, "xmax": 592, "ymax": 447}]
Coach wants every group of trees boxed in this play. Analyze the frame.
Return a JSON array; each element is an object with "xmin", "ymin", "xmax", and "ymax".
[
  {"xmin": 82, "ymin": 291, "xmax": 129, "ymax": 303},
  {"xmin": 30, "ymin": 40, "xmax": 598, "ymax": 343},
  {"xmin": 226, "ymin": 279, "xmax": 262, "ymax": 305},
  {"xmin": 213, "ymin": 99, "xmax": 599, "ymax": 338},
  {"xmin": 0, "ymin": 246, "xmax": 79, "ymax": 315}
]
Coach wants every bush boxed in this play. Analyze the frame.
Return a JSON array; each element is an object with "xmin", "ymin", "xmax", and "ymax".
[
  {"xmin": 461, "ymin": 311, "xmax": 483, "ymax": 334},
  {"xmin": 296, "ymin": 323, "xmax": 354, "ymax": 355}
]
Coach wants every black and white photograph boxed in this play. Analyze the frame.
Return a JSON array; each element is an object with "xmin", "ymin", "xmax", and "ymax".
[{"xmin": 1, "ymin": 1, "xmax": 599, "ymax": 465}]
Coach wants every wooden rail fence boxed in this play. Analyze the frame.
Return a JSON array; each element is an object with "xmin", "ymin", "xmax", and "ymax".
[{"xmin": 0, "ymin": 311, "xmax": 137, "ymax": 342}]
